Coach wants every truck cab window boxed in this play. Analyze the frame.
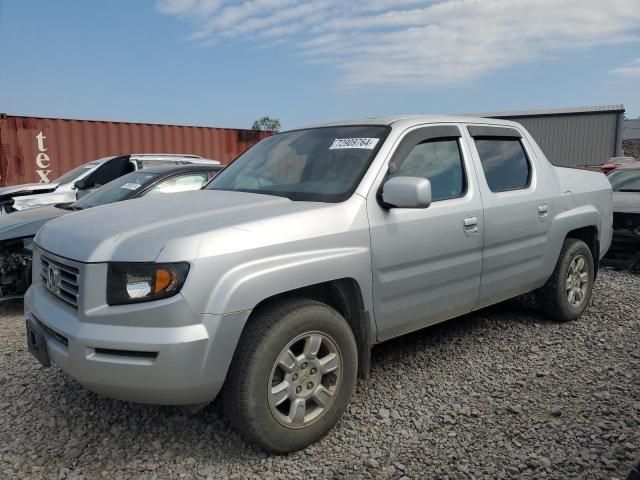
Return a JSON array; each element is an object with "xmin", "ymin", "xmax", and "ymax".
[
  {"xmin": 391, "ymin": 138, "xmax": 466, "ymax": 201},
  {"xmin": 474, "ymin": 138, "xmax": 531, "ymax": 192}
]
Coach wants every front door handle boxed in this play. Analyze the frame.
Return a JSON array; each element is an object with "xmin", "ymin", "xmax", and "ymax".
[
  {"xmin": 463, "ymin": 216, "xmax": 479, "ymax": 236},
  {"xmin": 463, "ymin": 216, "xmax": 478, "ymax": 227}
]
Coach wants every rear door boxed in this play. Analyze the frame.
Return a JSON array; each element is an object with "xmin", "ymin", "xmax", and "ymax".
[
  {"xmin": 368, "ymin": 125, "xmax": 484, "ymax": 340},
  {"xmin": 464, "ymin": 125, "xmax": 553, "ymax": 308}
]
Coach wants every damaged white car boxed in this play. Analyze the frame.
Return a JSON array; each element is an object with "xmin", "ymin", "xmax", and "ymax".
[{"xmin": 0, "ymin": 153, "xmax": 219, "ymax": 214}]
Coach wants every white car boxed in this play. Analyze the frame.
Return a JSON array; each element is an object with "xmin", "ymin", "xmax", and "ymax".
[{"xmin": 0, "ymin": 154, "xmax": 219, "ymax": 213}]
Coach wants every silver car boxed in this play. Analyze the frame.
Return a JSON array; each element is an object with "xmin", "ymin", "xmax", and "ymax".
[
  {"xmin": 602, "ymin": 163, "xmax": 640, "ymax": 269},
  {"xmin": 25, "ymin": 116, "xmax": 612, "ymax": 452}
]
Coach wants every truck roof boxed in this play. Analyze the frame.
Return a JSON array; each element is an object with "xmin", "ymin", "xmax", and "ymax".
[{"xmin": 303, "ymin": 114, "xmax": 523, "ymax": 130}]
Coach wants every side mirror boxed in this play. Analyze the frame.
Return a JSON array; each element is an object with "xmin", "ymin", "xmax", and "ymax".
[
  {"xmin": 74, "ymin": 179, "xmax": 87, "ymax": 190},
  {"xmin": 75, "ymin": 189, "xmax": 91, "ymax": 200},
  {"xmin": 382, "ymin": 176, "xmax": 432, "ymax": 209}
]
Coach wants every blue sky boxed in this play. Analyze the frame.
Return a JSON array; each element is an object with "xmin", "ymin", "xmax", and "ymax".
[{"xmin": 0, "ymin": 0, "xmax": 638, "ymax": 130}]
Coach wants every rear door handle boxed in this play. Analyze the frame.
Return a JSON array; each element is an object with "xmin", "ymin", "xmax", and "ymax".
[
  {"xmin": 538, "ymin": 204, "xmax": 549, "ymax": 221},
  {"xmin": 463, "ymin": 216, "xmax": 479, "ymax": 236}
]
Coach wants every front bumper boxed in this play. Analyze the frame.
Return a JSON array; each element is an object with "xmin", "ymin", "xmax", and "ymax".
[{"xmin": 25, "ymin": 281, "xmax": 249, "ymax": 405}]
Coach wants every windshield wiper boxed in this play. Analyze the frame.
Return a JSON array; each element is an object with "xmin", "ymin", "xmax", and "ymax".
[{"xmin": 618, "ymin": 189, "xmax": 640, "ymax": 193}]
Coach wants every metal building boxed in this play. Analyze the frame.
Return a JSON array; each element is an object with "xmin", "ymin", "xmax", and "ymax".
[
  {"xmin": 480, "ymin": 105, "xmax": 625, "ymax": 167},
  {"xmin": 623, "ymin": 118, "xmax": 640, "ymax": 140}
]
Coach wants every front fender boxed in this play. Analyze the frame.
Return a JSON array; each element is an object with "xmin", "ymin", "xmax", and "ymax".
[
  {"xmin": 182, "ymin": 246, "xmax": 374, "ymax": 394},
  {"xmin": 203, "ymin": 246, "xmax": 373, "ymax": 315}
]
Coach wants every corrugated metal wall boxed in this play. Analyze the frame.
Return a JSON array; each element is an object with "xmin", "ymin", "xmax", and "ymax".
[
  {"xmin": 624, "ymin": 118, "xmax": 640, "ymax": 140},
  {"xmin": 0, "ymin": 115, "xmax": 271, "ymax": 186},
  {"xmin": 491, "ymin": 109, "xmax": 624, "ymax": 167}
]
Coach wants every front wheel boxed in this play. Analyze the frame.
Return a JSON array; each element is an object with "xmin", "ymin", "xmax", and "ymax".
[
  {"xmin": 535, "ymin": 238, "xmax": 595, "ymax": 322},
  {"xmin": 222, "ymin": 298, "xmax": 358, "ymax": 453}
]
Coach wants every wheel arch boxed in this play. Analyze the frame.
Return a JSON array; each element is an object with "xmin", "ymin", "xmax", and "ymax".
[
  {"xmin": 542, "ymin": 205, "xmax": 601, "ymax": 283},
  {"xmin": 565, "ymin": 225, "xmax": 599, "ymax": 278},
  {"xmin": 238, "ymin": 278, "xmax": 373, "ymax": 378}
]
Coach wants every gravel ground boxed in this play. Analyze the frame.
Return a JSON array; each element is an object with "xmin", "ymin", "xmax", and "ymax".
[{"xmin": 1, "ymin": 270, "xmax": 639, "ymax": 480}]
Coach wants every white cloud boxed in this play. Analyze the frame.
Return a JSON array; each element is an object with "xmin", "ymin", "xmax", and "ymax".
[
  {"xmin": 610, "ymin": 58, "xmax": 640, "ymax": 78},
  {"xmin": 156, "ymin": 0, "xmax": 222, "ymax": 17},
  {"xmin": 157, "ymin": 0, "xmax": 640, "ymax": 87}
]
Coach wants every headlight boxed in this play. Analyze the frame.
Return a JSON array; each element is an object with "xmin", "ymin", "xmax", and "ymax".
[{"xmin": 107, "ymin": 262, "xmax": 190, "ymax": 305}]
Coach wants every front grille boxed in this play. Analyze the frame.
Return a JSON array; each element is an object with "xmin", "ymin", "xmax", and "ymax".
[{"xmin": 41, "ymin": 255, "xmax": 80, "ymax": 308}]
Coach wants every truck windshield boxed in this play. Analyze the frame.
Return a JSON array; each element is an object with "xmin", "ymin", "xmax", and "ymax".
[
  {"xmin": 206, "ymin": 125, "xmax": 390, "ymax": 202},
  {"xmin": 69, "ymin": 171, "xmax": 158, "ymax": 210},
  {"xmin": 608, "ymin": 169, "xmax": 640, "ymax": 192}
]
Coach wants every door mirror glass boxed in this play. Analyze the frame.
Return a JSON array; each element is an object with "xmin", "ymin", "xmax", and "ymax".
[
  {"xmin": 382, "ymin": 176, "xmax": 432, "ymax": 209},
  {"xmin": 74, "ymin": 179, "xmax": 87, "ymax": 190}
]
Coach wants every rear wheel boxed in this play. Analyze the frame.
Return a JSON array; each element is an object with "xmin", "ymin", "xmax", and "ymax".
[
  {"xmin": 535, "ymin": 238, "xmax": 594, "ymax": 322},
  {"xmin": 222, "ymin": 298, "xmax": 358, "ymax": 453}
]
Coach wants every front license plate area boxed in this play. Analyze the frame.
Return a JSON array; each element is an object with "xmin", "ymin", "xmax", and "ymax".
[{"xmin": 26, "ymin": 319, "xmax": 51, "ymax": 368}]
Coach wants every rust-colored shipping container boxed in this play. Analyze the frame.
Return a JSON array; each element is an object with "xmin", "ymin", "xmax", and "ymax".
[{"xmin": 0, "ymin": 114, "xmax": 271, "ymax": 186}]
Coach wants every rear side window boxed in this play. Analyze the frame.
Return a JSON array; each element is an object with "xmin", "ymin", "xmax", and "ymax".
[
  {"xmin": 474, "ymin": 138, "xmax": 531, "ymax": 192},
  {"xmin": 391, "ymin": 139, "xmax": 466, "ymax": 201}
]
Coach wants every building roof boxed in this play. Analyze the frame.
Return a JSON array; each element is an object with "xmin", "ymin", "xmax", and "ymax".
[
  {"xmin": 475, "ymin": 104, "xmax": 625, "ymax": 118},
  {"xmin": 303, "ymin": 107, "xmax": 626, "ymax": 130}
]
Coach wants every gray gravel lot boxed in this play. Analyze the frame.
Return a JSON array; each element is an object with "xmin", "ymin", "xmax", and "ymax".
[{"xmin": 1, "ymin": 270, "xmax": 639, "ymax": 479}]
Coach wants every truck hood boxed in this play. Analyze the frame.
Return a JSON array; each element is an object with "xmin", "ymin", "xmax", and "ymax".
[
  {"xmin": 0, "ymin": 182, "xmax": 59, "ymax": 199},
  {"xmin": 0, "ymin": 205, "xmax": 68, "ymax": 241},
  {"xmin": 613, "ymin": 191, "xmax": 640, "ymax": 214},
  {"xmin": 36, "ymin": 190, "xmax": 325, "ymax": 262}
]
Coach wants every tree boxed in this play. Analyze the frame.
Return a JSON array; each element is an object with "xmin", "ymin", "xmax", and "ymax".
[{"xmin": 252, "ymin": 116, "xmax": 281, "ymax": 132}]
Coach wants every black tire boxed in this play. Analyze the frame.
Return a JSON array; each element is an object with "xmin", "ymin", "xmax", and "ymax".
[
  {"xmin": 222, "ymin": 298, "xmax": 358, "ymax": 453},
  {"xmin": 535, "ymin": 238, "xmax": 594, "ymax": 322}
]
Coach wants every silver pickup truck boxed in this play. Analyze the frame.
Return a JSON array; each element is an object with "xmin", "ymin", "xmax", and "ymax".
[{"xmin": 25, "ymin": 116, "xmax": 612, "ymax": 453}]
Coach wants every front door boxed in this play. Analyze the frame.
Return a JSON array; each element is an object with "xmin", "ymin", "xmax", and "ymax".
[{"xmin": 368, "ymin": 125, "xmax": 484, "ymax": 341}]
